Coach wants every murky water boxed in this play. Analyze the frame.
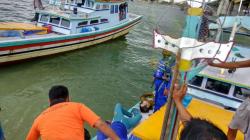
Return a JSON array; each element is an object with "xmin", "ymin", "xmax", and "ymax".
[{"xmin": 0, "ymin": 0, "xmax": 248, "ymax": 139}]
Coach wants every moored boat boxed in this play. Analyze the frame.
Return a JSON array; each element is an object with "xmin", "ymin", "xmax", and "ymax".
[
  {"xmin": 209, "ymin": 0, "xmax": 250, "ymax": 37},
  {"xmin": 188, "ymin": 46, "xmax": 250, "ymax": 110},
  {"xmin": 93, "ymin": 0, "xmax": 249, "ymax": 139},
  {"xmin": 103, "ymin": 46, "xmax": 250, "ymax": 140},
  {"xmin": 0, "ymin": 0, "xmax": 142, "ymax": 64}
]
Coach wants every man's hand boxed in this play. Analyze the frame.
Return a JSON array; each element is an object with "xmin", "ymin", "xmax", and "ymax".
[
  {"xmin": 173, "ymin": 84, "xmax": 187, "ymax": 103},
  {"xmin": 94, "ymin": 119, "xmax": 119, "ymax": 140},
  {"xmin": 163, "ymin": 89, "xmax": 169, "ymax": 96},
  {"xmin": 172, "ymin": 84, "xmax": 191, "ymax": 123},
  {"xmin": 207, "ymin": 59, "xmax": 250, "ymax": 69},
  {"xmin": 227, "ymin": 127, "xmax": 237, "ymax": 140}
]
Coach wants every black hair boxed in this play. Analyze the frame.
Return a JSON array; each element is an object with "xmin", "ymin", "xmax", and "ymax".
[
  {"xmin": 49, "ymin": 85, "xmax": 69, "ymax": 106},
  {"xmin": 139, "ymin": 102, "xmax": 150, "ymax": 113},
  {"xmin": 180, "ymin": 118, "xmax": 227, "ymax": 140}
]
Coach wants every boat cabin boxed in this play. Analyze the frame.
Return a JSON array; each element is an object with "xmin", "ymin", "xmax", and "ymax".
[
  {"xmin": 36, "ymin": 0, "xmax": 129, "ymax": 35},
  {"xmin": 188, "ymin": 64, "xmax": 250, "ymax": 109}
]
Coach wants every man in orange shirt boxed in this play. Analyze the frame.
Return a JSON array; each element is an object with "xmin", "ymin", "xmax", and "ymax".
[{"xmin": 26, "ymin": 85, "xmax": 119, "ymax": 140}]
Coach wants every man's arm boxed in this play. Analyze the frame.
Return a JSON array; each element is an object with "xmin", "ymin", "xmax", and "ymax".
[
  {"xmin": 94, "ymin": 119, "xmax": 119, "ymax": 140},
  {"xmin": 79, "ymin": 104, "xmax": 119, "ymax": 139},
  {"xmin": 208, "ymin": 60, "xmax": 250, "ymax": 69},
  {"xmin": 227, "ymin": 127, "xmax": 237, "ymax": 140},
  {"xmin": 26, "ymin": 120, "xmax": 40, "ymax": 140},
  {"xmin": 173, "ymin": 84, "xmax": 192, "ymax": 123}
]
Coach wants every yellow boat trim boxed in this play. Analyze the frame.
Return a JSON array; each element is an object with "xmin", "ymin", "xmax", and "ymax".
[
  {"xmin": 132, "ymin": 98, "xmax": 244, "ymax": 140},
  {"xmin": 0, "ymin": 22, "xmax": 46, "ymax": 31}
]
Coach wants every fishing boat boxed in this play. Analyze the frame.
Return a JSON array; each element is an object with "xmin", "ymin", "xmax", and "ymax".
[
  {"xmin": 0, "ymin": 0, "xmax": 142, "ymax": 64},
  {"xmin": 130, "ymin": 0, "xmax": 248, "ymax": 139},
  {"xmin": 158, "ymin": 0, "xmax": 217, "ymax": 7},
  {"xmin": 209, "ymin": 16, "xmax": 250, "ymax": 36},
  {"xmin": 188, "ymin": 46, "xmax": 250, "ymax": 110},
  {"xmin": 209, "ymin": 0, "xmax": 250, "ymax": 37},
  {"xmin": 94, "ymin": 0, "xmax": 249, "ymax": 140},
  {"xmin": 102, "ymin": 46, "xmax": 248, "ymax": 140}
]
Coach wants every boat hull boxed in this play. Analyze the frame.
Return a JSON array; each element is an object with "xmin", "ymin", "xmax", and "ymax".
[{"xmin": 0, "ymin": 16, "xmax": 141, "ymax": 64}]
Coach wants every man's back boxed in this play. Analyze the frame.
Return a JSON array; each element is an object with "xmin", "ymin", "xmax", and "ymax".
[{"xmin": 26, "ymin": 102, "xmax": 100, "ymax": 140}]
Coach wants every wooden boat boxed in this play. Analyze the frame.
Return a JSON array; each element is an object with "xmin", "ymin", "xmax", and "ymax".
[
  {"xmin": 158, "ymin": 0, "xmax": 217, "ymax": 7},
  {"xmin": 209, "ymin": 0, "xmax": 250, "ymax": 37},
  {"xmin": 188, "ymin": 46, "xmax": 250, "ymax": 110},
  {"xmin": 131, "ymin": 98, "xmax": 244, "ymax": 139},
  {"xmin": 0, "ymin": 0, "xmax": 142, "ymax": 64},
  {"xmin": 209, "ymin": 16, "xmax": 250, "ymax": 37},
  {"xmin": 124, "ymin": 45, "xmax": 249, "ymax": 140},
  {"xmin": 94, "ymin": 0, "xmax": 249, "ymax": 140}
]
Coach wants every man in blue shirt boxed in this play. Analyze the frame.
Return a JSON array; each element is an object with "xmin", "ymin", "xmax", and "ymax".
[{"xmin": 153, "ymin": 50, "xmax": 174, "ymax": 112}]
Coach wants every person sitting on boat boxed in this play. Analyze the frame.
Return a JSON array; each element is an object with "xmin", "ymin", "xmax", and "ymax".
[
  {"xmin": 26, "ymin": 85, "xmax": 119, "ymax": 140},
  {"xmin": 173, "ymin": 84, "xmax": 227, "ymax": 140},
  {"xmin": 97, "ymin": 103, "xmax": 142, "ymax": 140},
  {"xmin": 113, "ymin": 103, "xmax": 142, "ymax": 130},
  {"xmin": 153, "ymin": 50, "xmax": 174, "ymax": 112}
]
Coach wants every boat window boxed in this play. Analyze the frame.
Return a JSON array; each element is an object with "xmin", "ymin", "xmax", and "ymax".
[
  {"xmin": 233, "ymin": 86, "xmax": 250, "ymax": 100},
  {"xmin": 115, "ymin": 5, "xmax": 119, "ymax": 13},
  {"xmin": 205, "ymin": 78, "xmax": 231, "ymax": 95},
  {"xmin": 50, "ymin": 16, "xmax": 60, "ymax": 25},
  {"xmin": 103, "ymin": 4, "xmax": 109, "ymax": 9},
  {"xmin": 89, "ymin": 1, "xmax": 94, "ymax": 8},
  {"xmin": 96, "ymin": 4, "xmax": 100, "ymax": 10},
  {"xmin": 189, "ymin": 76, "xmax": 203, "ymax": 87},
  {"xmin": 90, "ymin": 20, "xmax": 99, "ymax": 24},
  {"xmin": 87, "ymin": 0, "xmax": 90, "ymax": 7},
  {"xmin": 40, "ymin": 15, "xmax": 49, "ymax": 22},
  {"xmin": 76, "ymin": 0, "xmax": 84, "ymax": 7},
  {"xmin": 110, "ymin": 5, "xmax": 114, "ymax": 14},
  {"xmin": 78, "ymin": 21, "xmax": 88, "ymax": 26},
  {"xmin": 61, "ymin": 19, "xmax": 70, "ymax": 28},
  {"xmin": 100, "ymin": 18, "xmax": 108, "ymax": 23}
]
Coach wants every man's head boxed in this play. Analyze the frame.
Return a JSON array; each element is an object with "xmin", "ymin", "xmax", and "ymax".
[
  {"xmin": 49, "ymin": 85, "xmax": 69, "ymax": 106},
  {"xmin": 180, "ymin": 118, "xmax": 227, "ymax": 140}
]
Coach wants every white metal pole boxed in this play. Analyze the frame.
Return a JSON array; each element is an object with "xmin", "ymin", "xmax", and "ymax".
[{"xmin": 229, "ymin": 0, "xmax": 243, "ymax": 41}]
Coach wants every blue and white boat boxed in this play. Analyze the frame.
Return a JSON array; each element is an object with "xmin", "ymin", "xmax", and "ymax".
[
  {"xmin": 0, "ymin": 0, "xmax": 142, "ymax": 64},
  {"xmin": 209, "ymin": 16, "xmax": 250, "ymax": 36}
]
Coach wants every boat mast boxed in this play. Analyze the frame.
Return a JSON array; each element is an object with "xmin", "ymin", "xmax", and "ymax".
[
  {"xmin": 160, "ymin": 1, "xmax": 205, "ymax": 139},
  {"xmin": 229, "ymin": 0, "xmax": 243, "ymax": 41}
]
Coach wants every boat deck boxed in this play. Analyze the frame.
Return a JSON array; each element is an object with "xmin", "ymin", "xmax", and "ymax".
[{"xmin": 131, "ymin": 98, "xmax": 244, "ymax": 139}]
